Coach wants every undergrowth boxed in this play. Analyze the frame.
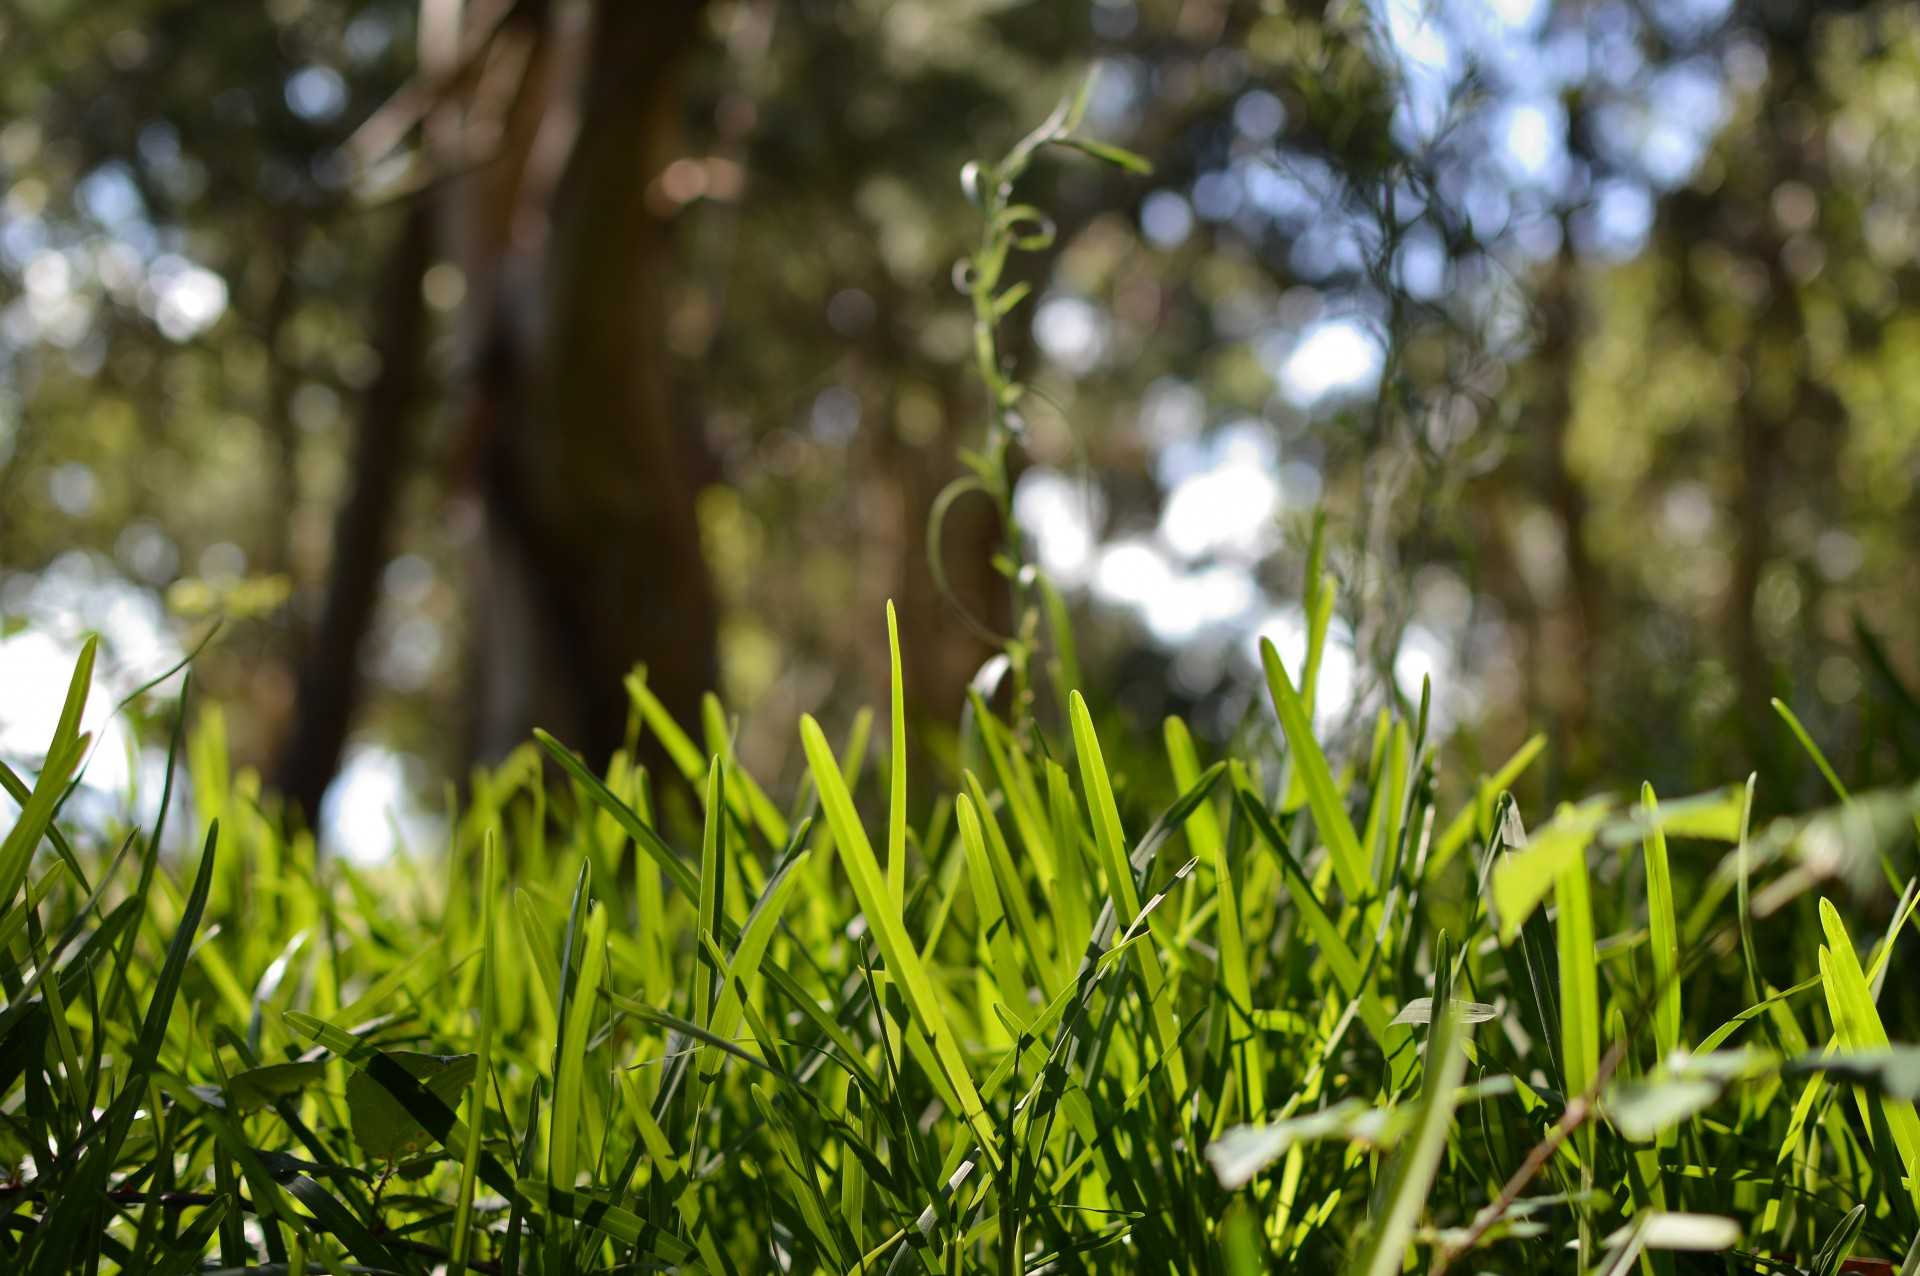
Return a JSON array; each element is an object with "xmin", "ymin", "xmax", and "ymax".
[
  {"xmin": 6, "ymin": 73, "xmax": 1920, "ymax": 1276},
  {"xmin": 4, "ymin": 600, "xmax": 1920, "ymax": 1274}
]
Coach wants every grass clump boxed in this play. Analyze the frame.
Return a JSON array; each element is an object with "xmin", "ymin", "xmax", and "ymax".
[{"xmin": 3, "ymin": 602, "xmax": 1920, "ymax": 1275}]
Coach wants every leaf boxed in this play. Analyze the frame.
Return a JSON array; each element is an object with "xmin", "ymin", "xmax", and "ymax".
[
  {"xmin": 1258, "ymin": 638, "xmax": 1371, "ymax": 903},
  {"xmin": 1775, "ymin": 697, "xmax": 1850, "ymax": 803},
  {"xmin": 1349, "ymin": 1002, "xmax": 1470, "ymax": 1276},
  {"xmin": 1490, "ymin": 800, "xmax": 1608, "ymax": 944},
  {"xmin": 547, "ymin": 901, "xmax": 606, "ymax": 1249},
  {"xmin": 449, "ymin": 835, "xmax": 498, "ymax": 1276},
  {"xmin": 1787, "ymin": 1046, "xmax": 1920, "ymax": 1100},
  {"xmin": 1607, "ymin": 1078, "xmax": 1721, "ymax": 1142},
  {"xmin": 345, "ymin": 1051, "xmax": 479, "ymax": 1161},
  {"xmin": 225, "ymin": 1061, "xmax": 327, "ymax": 1110},
  {"xmin": 0, "ymin": 635, "xmax": 92, "ymax": 910},
  {"xmin": 1818, "ymin": 899, "xmax": 1920, "ymax": 1210},
  {"xmin": 1556, "ymin": 814, "xmax": 1600, "ymax": 1134},
  {"xmin": 1051, "ymin": 136, "xmax": 1154, "ymax": 174},
  {"xmin": 1233, "ymin": 776, "xmax": 1394, "ymax": 1050},
  {"xmin": 515, "ymin": 1180, "xmax": 702, "ymax": 1269},
  {"xmin": 1812, "ymin": 1203, "xmax": 1868, "ymax": 1276},
  {"xmin": 886, "ymin": 600, "xmax": 909, "ymax": 912},
  {"xmin": 1642, "ymin": 785, "xmax": 1683, "ymax": 1063},
  {"xmin": 1205, "ymin": 1100, "xmax": 1370, "ymax": 1190},
  {"xmin": 1603, "ymin": 1212, "xmax": 1742, "ymax": 1251},
  {"xmin": 1390, "ymin": 997, "xmax": 1499, "ymax": 1027},
  {"xmin": 798, "ymin": 711, "xmax": 1000, "ymax": 1170},
  {"xmin": 534, "ymin": 729, "xmax": 700, "ymax": 900},
  {"xmin": 1068, "ymin": 691, "xmax": 1191, "ymax": 1098}
]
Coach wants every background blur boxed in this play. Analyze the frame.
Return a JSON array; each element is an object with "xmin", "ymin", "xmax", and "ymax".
[{"xmin": 4, "ymin": 0, "xmax": 1920, "ymax": 851}]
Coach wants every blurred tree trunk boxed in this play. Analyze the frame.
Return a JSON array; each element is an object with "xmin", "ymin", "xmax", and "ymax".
[
  {"xmin": 467, "ymin": 0, "xmax": 718, "ymax": 768},
  {"xmin": 1534, "ymin": 236, "xmax": 1601, "ymax": 781},
  {"xmin": 278, "ymin": 201, "xmax": 434, "ymax": 824}
]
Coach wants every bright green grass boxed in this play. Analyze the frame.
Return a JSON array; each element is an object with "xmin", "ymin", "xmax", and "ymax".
[{"xmin": 3, "ymin": 610, "xmax": 1920, "ymax": 1275}]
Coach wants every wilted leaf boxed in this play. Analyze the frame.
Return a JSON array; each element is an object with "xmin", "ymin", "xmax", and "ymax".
[
  {"xmin": 1607, "ymin": 1078, "xmax": 1720, "ymax": 1142},
  {"xmin": 1604, "ymin": 1212, "xmax": 1741, "ymax": 1251},
  {"xmin": 1205, "ymin": 1099, "xmax": 1368, "ymax": 1190},
  {"xmin": 1391, "ymin": 997, "xmax": 1500, "ymax": 1026},
  {"xmin": 1786, "ymin": 1046, "xmax": 1920, "ymax": 1101}
]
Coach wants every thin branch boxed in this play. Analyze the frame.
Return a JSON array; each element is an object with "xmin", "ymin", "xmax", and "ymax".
[{"xmin": 1428, "ymin": 1038, "xmax": 1629, "ymax": 1275}]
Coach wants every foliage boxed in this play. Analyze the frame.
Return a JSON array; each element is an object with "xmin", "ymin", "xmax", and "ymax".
[{"xmin": 5, "ymin": 588, "xmax": 1920, "ymax": 1274}]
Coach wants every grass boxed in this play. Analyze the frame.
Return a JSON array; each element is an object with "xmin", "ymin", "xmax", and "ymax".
[
  {"xmin": 2, "ymin": 599, "xmax": 1920, "ymax": 1275},
  {"xmin": 9, "ymin": 74, "xmax": 1920, "ymax": 1276}
]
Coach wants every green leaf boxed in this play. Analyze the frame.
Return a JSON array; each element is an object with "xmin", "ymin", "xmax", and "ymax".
[
  {"xmin": 1258, "ymin": 638, "xmax": 1371, "ymax": 904},
  {"xmin": 516, "ymin": 1180, "xmax": 702, "ymax": 1269},
  {"xmin": 1068, "ymin": 690, "xmax": 1190, "ymax": 1098},
  {"xmin": 225, "ymin": 1061, "xmax": 327, "ymax": 1110},
  {"xmin": 346, "ymin": 1051, "xmax": 479, "ymax": 1161},
  {"xmin": 1818, "ymin": 898, "xmax": 1920, "ymax": 1210},
  {"xmin": 1556, "ymin": 814, "xmax": 1600, "ymax": 1151},
  {"xmin": 1774, "ymin": 697, "xmax": 1850, "ymax": 803},
  {"xmin": 1050, "ymin": 136, "xmax": 1154, "ymax": 173},
  {"xmin": 1642, "ymin": 785, "xmax": 1683, "ymax": 1062},
  {"xmin": 534, "ymin": 729, "xmax": 700, "ymax": 900},
  {"xmin": 1349, "ymin": 1002, "xmax": 1469, "ymax": 1276},
  {"xmin": 0, "ymin": 655, "xmax": 92, "ymax": 910},
  {"xmin": 798, "ymin": 711, "xmax": 1000, "ymax": 1171},
  {"xmin": 1490, "ymin": 799, "xmax": 1609, "ymax": 944},
  {"xmin": 886, "ymin": 600, "xmax": 909, "ymax": 913}
]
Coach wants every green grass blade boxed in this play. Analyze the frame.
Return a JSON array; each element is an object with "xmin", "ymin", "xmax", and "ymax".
[
  {"xmin": 695, "ymin": 759, "xmax": 728, "ymax": 1033},
  {"xmin": 1258, "ymin": 637, "xmax": 1370, "ymax": 904},
  {"xmin": 517, "ymin": 1180, "xmax": 703, "ymax": 1269},
  {"xmin": 1068, "ymin": 690, "xmax": 1190, "ymax": 1098},
  {"xmin": 1773, "ymin": 698, "xmax": 1851, "ymax": 803},
  {"xmin": 1349, "ymin": 1006, "xmax": 1468, "ymax": 1276},
  {"xmin": 548, "ymin": 902, "xmax": 608, "ymax": 1267},
  {"xmin": 535, "ymin": 729, "xmax": 701, "ymax": 900},
  {"xmin": 1819, "ymin": 897, "xmax": 1920, "ymax": 1211},
  {"xmin": 707, "ymin": 847, "xmax": 811, "ymax": 1060},
  {"xmin": 1558, "ymin": 829, "xmax": 1600, "ymax": 1105},
  {"xmin": 798, "ymin": 713, "xmax": 1001, "ymax": 1171},
  {"xmin": 449, "ymin": 834, "xmax": 498, "ymax": 1276},
  {"xmin": 1642, "ymin": 784, "xmax": 1683, "ymax": 1061},
  {"xmin": 887, "ymin": 601, "xmax": 909, "ymax": 913}
]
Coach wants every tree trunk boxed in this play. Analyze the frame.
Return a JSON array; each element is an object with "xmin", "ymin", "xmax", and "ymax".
[
  {"xmin": 1534, "ymin": 236, "xmax": 1602, "ymax": 783},
  {"xmin": 470, "ymin": 0, "xmax": 717, "ymax": 768},
  {"xmin": 277, "ymin": 200, "xmax": 434, "ymax": 825}
]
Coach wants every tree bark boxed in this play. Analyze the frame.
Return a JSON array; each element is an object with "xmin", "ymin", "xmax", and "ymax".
[
  {"xmin": 277, "ymin": 200, "xmax": 434, "ymax": 825},
  {"xmin": 1534, "ymin": 235, "xmax": 1602, "ymax": 780},
  {"xmin": 470, "ymin": 0, "xmax": 717, "ymax": 768}
]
